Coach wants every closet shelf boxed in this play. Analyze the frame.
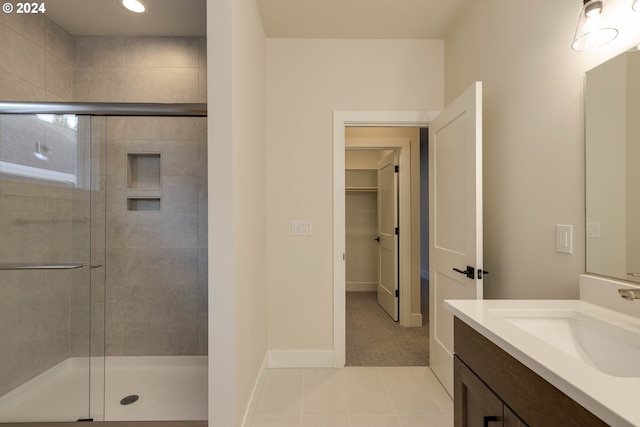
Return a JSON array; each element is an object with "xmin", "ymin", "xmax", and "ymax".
[{"xmin": 346, "ymin": 187, "xmax": 377, "ymax": 193}]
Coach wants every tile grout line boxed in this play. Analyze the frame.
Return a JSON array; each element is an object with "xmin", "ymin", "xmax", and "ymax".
[
  {"xmin": 344, "ymin": 368, "xmax": 354, "ymax": 427},
  {"xmin": 375, "ymin": 367, "xmax": 403, "ymax": 425},
  {"xmin": 421, "ymin": 367, "xmax": 453, "ymax": 417},
  {"xmin": 298, "ymin": 368, "xmax": 305, "ymax": 427}
]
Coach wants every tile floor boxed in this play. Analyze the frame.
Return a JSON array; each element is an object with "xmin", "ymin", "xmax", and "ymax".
[{"xmin": 247, "ymin": 366, "xmax": 453, "ymax": 427}]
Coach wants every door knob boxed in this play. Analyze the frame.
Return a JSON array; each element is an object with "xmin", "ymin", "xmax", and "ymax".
[
  {"xmin": 453, "ymin": 266, "xmax": 475, "ymax": 279},
  {"xmin": 374, "ymin": 236, "xmax": 380, "ymax": 242}
]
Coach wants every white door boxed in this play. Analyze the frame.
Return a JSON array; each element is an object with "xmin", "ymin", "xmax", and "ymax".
[
  {"xmin": 377, "ymin": 151, "xmax": 399, "ymax": 321},
  {"xmin": 429, "ymin": 82, "xmax": 483, "ymax": 396}
]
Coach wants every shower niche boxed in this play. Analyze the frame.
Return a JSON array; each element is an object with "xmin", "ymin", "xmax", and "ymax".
[{"xmin": 126, "ymin": 152, "xmax": 161, "ymax": 211}]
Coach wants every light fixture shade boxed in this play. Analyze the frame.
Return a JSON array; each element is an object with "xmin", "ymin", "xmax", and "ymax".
[{"xmin": 572, "ymin": 0, "xmax": 618, "ymax": 51}]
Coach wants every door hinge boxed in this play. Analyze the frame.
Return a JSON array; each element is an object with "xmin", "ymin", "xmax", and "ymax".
[
  {"xmin": 395, "ymin": 289, "xmax": 399, "ymax": 298},
  {"xmin": 395, "ymin": 165, "xmax": 399, "ymax": 173},
  {"xmin": 395, "ymin": 227, "xmax": 399, "ymax": 235}
]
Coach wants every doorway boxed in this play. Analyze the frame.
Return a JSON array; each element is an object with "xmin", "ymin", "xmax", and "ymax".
[
  {"xmin": 343, "ymin": 129, "xmax": 429, "ymax": 366},
  {"xmin": 335, "ymin": 84, "xmax": 484, "ymax": 396},
  {"xmin": 332, "ymin": 111, "xmax": 438, "ymax": 368}
]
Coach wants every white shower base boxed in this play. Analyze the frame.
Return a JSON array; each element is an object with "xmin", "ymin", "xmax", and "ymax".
[{"xmin": 0, "ymin": 356, "xmax": 207, "ymax": 423}]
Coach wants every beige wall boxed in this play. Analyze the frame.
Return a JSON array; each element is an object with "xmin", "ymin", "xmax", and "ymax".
[
  {"xmin": 445, "ymin": 0, "xmax": 640, "ymax": 299},
  {"xmin": 208, "ymin": 0, "xmax": 267, "ymax": 425},
  {"xmin": 345, "ymin": 151, "xmax": 379, "ymax": 292},
  {"xmin": 266, "ymin": 39, "xmax": 443, "ymax": 351}
]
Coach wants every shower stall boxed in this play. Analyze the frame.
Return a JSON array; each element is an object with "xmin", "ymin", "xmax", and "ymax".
[{"xmin": 0, "ymin": 103, "xmax": 208, "ymax": 424}]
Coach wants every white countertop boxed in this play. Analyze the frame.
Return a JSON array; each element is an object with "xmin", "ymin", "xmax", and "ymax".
[{"xmin": 445, "ymin": 299, "xmax": 640, "ymax": 427}]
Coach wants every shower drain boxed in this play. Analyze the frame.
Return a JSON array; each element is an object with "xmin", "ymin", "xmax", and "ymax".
[{"xmin": 120, "ymin": 394, "xmax": 140, "ymax": 405}]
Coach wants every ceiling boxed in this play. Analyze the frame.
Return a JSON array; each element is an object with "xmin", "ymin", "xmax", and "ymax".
[
  {"xmin": 44, "ymin": 0, "xmax": 207, "ymax": 37},
  {"xmin": 44, "ymin": 0, "xmax": 473, "ymax": 39}
]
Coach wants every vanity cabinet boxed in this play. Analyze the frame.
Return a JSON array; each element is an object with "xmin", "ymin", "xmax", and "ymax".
[
  {"xmin": 454, "ymin": 318, "xmax": 608, "ymax": 427},
  {"xmin": 455, "ymin": 356, "xmax": 526, "ymax": 427}
]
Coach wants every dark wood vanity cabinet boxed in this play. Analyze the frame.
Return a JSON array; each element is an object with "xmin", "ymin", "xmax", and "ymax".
[
  {"xmin": 453, "ymin": 318, "xmax": 609, "ymax": 427},
  {"xmin": 455, "ymin": 356, "xmax": 527, "ymax": 427}
]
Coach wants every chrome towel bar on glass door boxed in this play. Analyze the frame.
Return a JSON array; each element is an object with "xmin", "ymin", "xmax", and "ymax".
[{"xmin": 0, "ymin": 263, "xmax": 85, "ymax": 270}]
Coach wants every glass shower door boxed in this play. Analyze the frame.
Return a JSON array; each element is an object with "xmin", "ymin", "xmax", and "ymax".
[{"xmin": 0, "ymin": 114, "xmax": 104, "ymax": 422}]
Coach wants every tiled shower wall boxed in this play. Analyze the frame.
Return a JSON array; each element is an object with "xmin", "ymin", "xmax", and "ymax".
[
  {"xmin": 0, "ymin": 14, "xmax": 73, "ymax": 101},
  {"xmin": 73, "ymin": 36, "xmax": 208, "ymax": 356},
  {"xmin": 73, "ymin": 36, "xmax": 207, "ymax": 103},
  {"xmin": 104, "ymin": 116, "xmax": 208, "ymax": 356},
  {"xmin": 0, "ymin": 17, "xmax": 78, "ymax": 397},
  {"xmin": 0, "ymin": 12, "xmax": 207, "ymax": 394}
]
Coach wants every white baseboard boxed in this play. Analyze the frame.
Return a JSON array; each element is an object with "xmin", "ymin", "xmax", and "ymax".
[
  {"xmin": 241, "ymin": 354, "xmax": 269, "ymax": 427},
  {"xmin": 408, "ymin": 312, "xmax": 423, "ymax": 327},
  {"xmin": 267, "ymin": 350, "xmax": 334, "ymax": 368},
  {"xmin": 346, "ymin": 282, "xmax": 377, "ymax": 292}
]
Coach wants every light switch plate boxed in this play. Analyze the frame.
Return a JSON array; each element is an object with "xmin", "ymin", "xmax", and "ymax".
[
  {"xmin": 587, "ymin": 222, "xmax": 601, "ymax": 238},
  {"xmin": 556, "ymin": 224, "xmax": 573, "ymax": 254},
  {"xmin": 291, "ymin": 220, "xmax": 312, "ymax": 236}
]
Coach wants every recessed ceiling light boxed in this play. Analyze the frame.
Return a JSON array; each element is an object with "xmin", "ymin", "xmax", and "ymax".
[{"xmin": 120, "ymin": 0, "xmax": 148, "ymax": 14}]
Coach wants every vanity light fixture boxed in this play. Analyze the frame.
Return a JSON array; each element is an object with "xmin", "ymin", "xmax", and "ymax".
[
  {"xmin": 120, "ymin": 0, "xmax": 148, "ymax": 13},
  {"xmin": 572, "ymin": 0, "xmax": 618, "ymax": 51}
]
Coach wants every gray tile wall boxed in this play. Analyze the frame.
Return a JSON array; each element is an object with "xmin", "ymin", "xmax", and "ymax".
[
  {"xmin": 104, "ymin": 116, "xmax": 208, "ymax": 356},
  {"xmin": 0, "ymin": 14, "xmax": 73, "ymax": 101},
  {"xmin": 72, "ymin": 35, "xmax": 208, "ymax": 356},
  {"xmin": 73, "ymin": 36, "xmax": 207, "ymax": 103}
]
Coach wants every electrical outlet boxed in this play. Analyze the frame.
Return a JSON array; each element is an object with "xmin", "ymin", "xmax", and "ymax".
[{"xmin": 556, "ymin": 224, "xmax": 573, "ymax": 254}]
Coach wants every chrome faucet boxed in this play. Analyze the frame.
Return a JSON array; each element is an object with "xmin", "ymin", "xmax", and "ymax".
[{"xmin": 618, "ymin": 288, "xmax": 640, "ymax": 301}]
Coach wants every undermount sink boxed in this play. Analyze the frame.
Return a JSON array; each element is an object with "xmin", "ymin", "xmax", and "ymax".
[{"xmin": 489, "ymin": 308, "xmax": 640, "ymax": 377}]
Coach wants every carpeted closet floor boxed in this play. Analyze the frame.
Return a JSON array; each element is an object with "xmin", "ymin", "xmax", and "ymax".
[{"xmin": 346, "ymin": 278, "xmax": 429, "ymax": 366}]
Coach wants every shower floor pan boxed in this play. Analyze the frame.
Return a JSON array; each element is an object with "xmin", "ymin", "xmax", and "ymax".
[{"xmin": 0, "ymin": 356, "xmax": 207, "ymax": 423}]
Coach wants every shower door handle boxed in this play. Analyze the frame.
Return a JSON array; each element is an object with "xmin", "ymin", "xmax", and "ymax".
[{"xmin": 0, "ymin": 263, "xmax": 85, "ymax": 270}]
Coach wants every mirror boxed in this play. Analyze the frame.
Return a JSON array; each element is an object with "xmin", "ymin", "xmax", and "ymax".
[{"xmin": 585, "ymin": 47, "xmax": 640, "ymax": 283}]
